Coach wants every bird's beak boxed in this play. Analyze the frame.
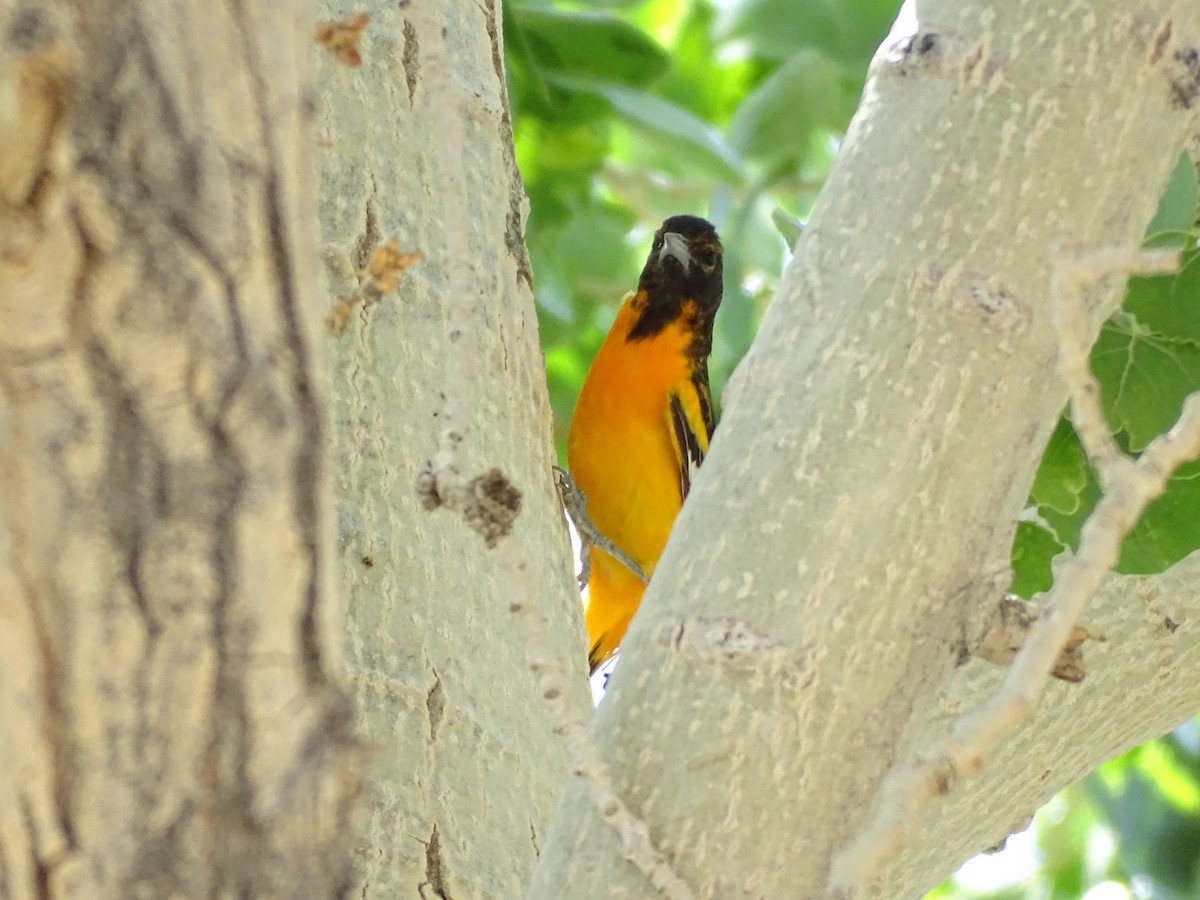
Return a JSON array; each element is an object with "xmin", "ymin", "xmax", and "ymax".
[{"xmin": 658, "ymin": 232, "xmax": 690, "ymax": 272}]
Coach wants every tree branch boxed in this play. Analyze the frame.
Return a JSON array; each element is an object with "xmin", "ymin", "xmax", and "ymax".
[{"xmin": 830, "ymin": 247, "xmax": 1188, "ymax": 894}]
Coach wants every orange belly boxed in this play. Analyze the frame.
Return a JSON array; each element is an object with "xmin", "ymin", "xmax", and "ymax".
[{"xmin": 567, "ymin": 293, "xmax": 698, "ymax": 670}]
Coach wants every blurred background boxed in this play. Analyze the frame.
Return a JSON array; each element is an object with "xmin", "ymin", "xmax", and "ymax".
[
  {"xmin": 508, "ymin": 0, "xmax": 897, "ymax": 453},
  {"xmin": 504, "ymin": 0, "xmax": 1200, "ymax": 895}
]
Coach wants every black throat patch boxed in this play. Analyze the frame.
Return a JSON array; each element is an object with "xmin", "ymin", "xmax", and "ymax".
[{"xmin": 626, "ymin": 215, "xmax": 724, "ymax": 364}]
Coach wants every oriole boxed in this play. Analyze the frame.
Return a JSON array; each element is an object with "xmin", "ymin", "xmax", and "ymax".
[{"xmin": 567, "ymin": 215, "xmax": 724, "ymax": 673}]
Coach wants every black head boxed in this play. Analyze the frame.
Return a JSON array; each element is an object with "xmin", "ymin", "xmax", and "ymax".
[{"xmin": 627, "ymin": 215, "xmax": 724, "ymax": 348}]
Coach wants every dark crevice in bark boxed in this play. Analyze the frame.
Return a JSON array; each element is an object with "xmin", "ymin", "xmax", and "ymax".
[
  {"xmin": 172, "ymin": 198, "xmax": 253, "ymax": 900},
  {"xmin": 127, "ymin": 20, "xmax": 191, "ymax": 180},
  {"xmin": 232, "ymin": 2, "xmax": 328, "ymax": 694},
  {"xmin": 205, "ymin": 368, "xmax": 256, "ymax": 899},
  {"xmin": 18, "ymin": 799, "xmax": 51, "ymax": 900},
  {"xmin": 402, "ymin": 19, "xmax": 420, "ymax": 105},
  {"xmin": 168, "ymin": 15, "xmax": 263, "ymax": 889},
  {"xmin": 426, "ymin": 671, "xmax": 444, "ymax": 741},
  {"xmin": 481, "ymin": 0, "xmax": 533, "ymax": 290},
  {"xmin": 67, "ymin": 220, "xmax": 170, "ymax": 877},
  {"xmin": 226, "ymin": 4, "xmax": 360, "ymax": 896},
  {"xmin": 0, "ymin": 829, "xmax": 11, "ymax": 897},
  {"xmin": 265, "ymin": 156, "xmax": 329, "ymax": 693},
  {"xmin": 353, "ymin": 174, "xmax": 382, "ymax": 272},
  {"xmin": 420, "ymin": 825, "xmax": 450, "ymax": 899}
]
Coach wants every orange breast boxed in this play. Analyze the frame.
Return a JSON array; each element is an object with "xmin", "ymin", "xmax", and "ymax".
[{"xmin": 567, "ymin": 292, "xmax": 696, "ymax": 669}]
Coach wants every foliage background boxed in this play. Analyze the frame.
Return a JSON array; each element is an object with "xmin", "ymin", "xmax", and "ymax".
[{"xmin": 505, "ymin": 0, "xmax": 1200, "ymax": 895}]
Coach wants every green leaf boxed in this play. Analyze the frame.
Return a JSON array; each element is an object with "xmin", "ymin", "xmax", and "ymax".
[
  {"xmin": 1117, "ymin": 458, "xmax": 1200, "ymax": 574},
  {"xmin": 524, "ymin": 120, "xmax": 611, "ymax": 176},
  {"xmin": 1033, "ymin": 456, "xmax": 1200, "ymax": 578},
  {"xmin": 1144, "ymin": 152, "xmax": 1199, "ymax": 249},
  {"xmin": 1091, "ymin": 316, "xmax": 1200, "ymax": 452},
  {"xmin": 1039, "ymin": 786, "xmax": 1101, "ymax": 897},
  {"xmin": 1009, "ymin": 520, "xmax": 1064, "ymax": 598},
  {"xmin": 549, "ymin": 202, "xmax": 638, "ymax": 298},
  {"xmin": 728, "ymin": 51, "xmax": 844, "ymax": 165},
  {"xmin": 1138, "ymin": 739, "xmax": 1200, "ymax": 813},
  {"xmin": 509, "ymin": 8, "xmax": 670, "ymax": 88},
  {"xmin": 503, "ymin": 2, "xmax": 553, "ymax": 109},
  {"xmin": 654, "ymin": 2, "xmax": 755, "ymax": 126},
  {"xmin": 1036, "ymin": 464, "xmax": 1100, "ymax": 557},
  {"xmin": 1029, "ymin": 417, "xmax": 1089, "ymax": 515},
  {"xmin": 720, "ymin": 0, "xmax": 897, "ymax": 67},
  {"xmin": 1022, "ymin": 249, "xmax": 1200, "ymax": 581},
  {"xmin": 1124, "ymin": 246, "xmax": 1200, "ymax": 343},
  {"xmin": 529, "ymin": 247, "xmax": 575, "ymax": 324},
  {"xmin": 770, "ymin": 207, "xmax": 805, "ymax": 246},
  {"xmin": 719, "ymin": 0, "xmax": 839, "ymax": 61},
  {"xmin": 548, "ymin": 77, "xmax": 743, "ymax": 180},
  {"xmin": 1088, "ymin": 754, "xmax": 1200, "ymax": 895}
]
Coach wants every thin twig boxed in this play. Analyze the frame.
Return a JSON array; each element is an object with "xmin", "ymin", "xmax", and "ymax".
[
  {"xmin": 553, "ymin": 466, "xmax": 649, "ymax": 588},
  {"xmin": 1051, "ymin": 247, "xmax": 1177, "ymax": 488}
]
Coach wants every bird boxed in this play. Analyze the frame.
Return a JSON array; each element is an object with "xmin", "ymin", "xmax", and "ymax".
[{"xmin": 567, "ymin": 214, "xmax": 724, "ymax": 673}]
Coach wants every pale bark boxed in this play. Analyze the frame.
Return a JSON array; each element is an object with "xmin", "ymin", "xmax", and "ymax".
[
  {"xmin": 532, "ymin": 2, "xmax": 1200, "ymax": 898},
  {"xmin": 314, "ymin": 0, "xmax": 587, "ymax": 897},
  {"xmin": 0, "ymin": 2, "xmax": 360, "ymax": 898}
]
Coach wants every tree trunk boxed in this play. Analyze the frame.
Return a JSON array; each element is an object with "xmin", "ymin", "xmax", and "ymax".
[
  {"xmin": 0, "ymin": 2, "xmax": 360, "ymax": 896},
  {"xmin": 315, "ymin": 0, "xmax": 587, "ymax": 896},
  {"xmin": 532, "ymin": 1, "xmax": 1200, "ymax": 897}
]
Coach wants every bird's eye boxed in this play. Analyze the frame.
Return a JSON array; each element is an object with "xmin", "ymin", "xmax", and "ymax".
[{"xmin": 698, "ymin": 248, "xmax": 719, "ymax": 269}]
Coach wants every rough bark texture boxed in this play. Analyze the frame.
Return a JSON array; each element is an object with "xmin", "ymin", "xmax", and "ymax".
[
  {"xmin": 887, "ymin": 552, "xmax": 1200, "ymax": 895},
  {"xmin": 0, "ymin": 2, "xmax": 361, "ymax": 897},
  {"xmin": 314, "ymin": 0, "xmax": 587, "ymax": 896},
  {"xmin": 532, "ymin": 2, "xmax": 1200, "ymax": 897}
]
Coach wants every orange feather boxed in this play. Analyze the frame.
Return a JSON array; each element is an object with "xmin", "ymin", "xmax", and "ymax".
[{"xmin": 567, "ymin": 216, "xmax": 723, "ymax": 673}]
